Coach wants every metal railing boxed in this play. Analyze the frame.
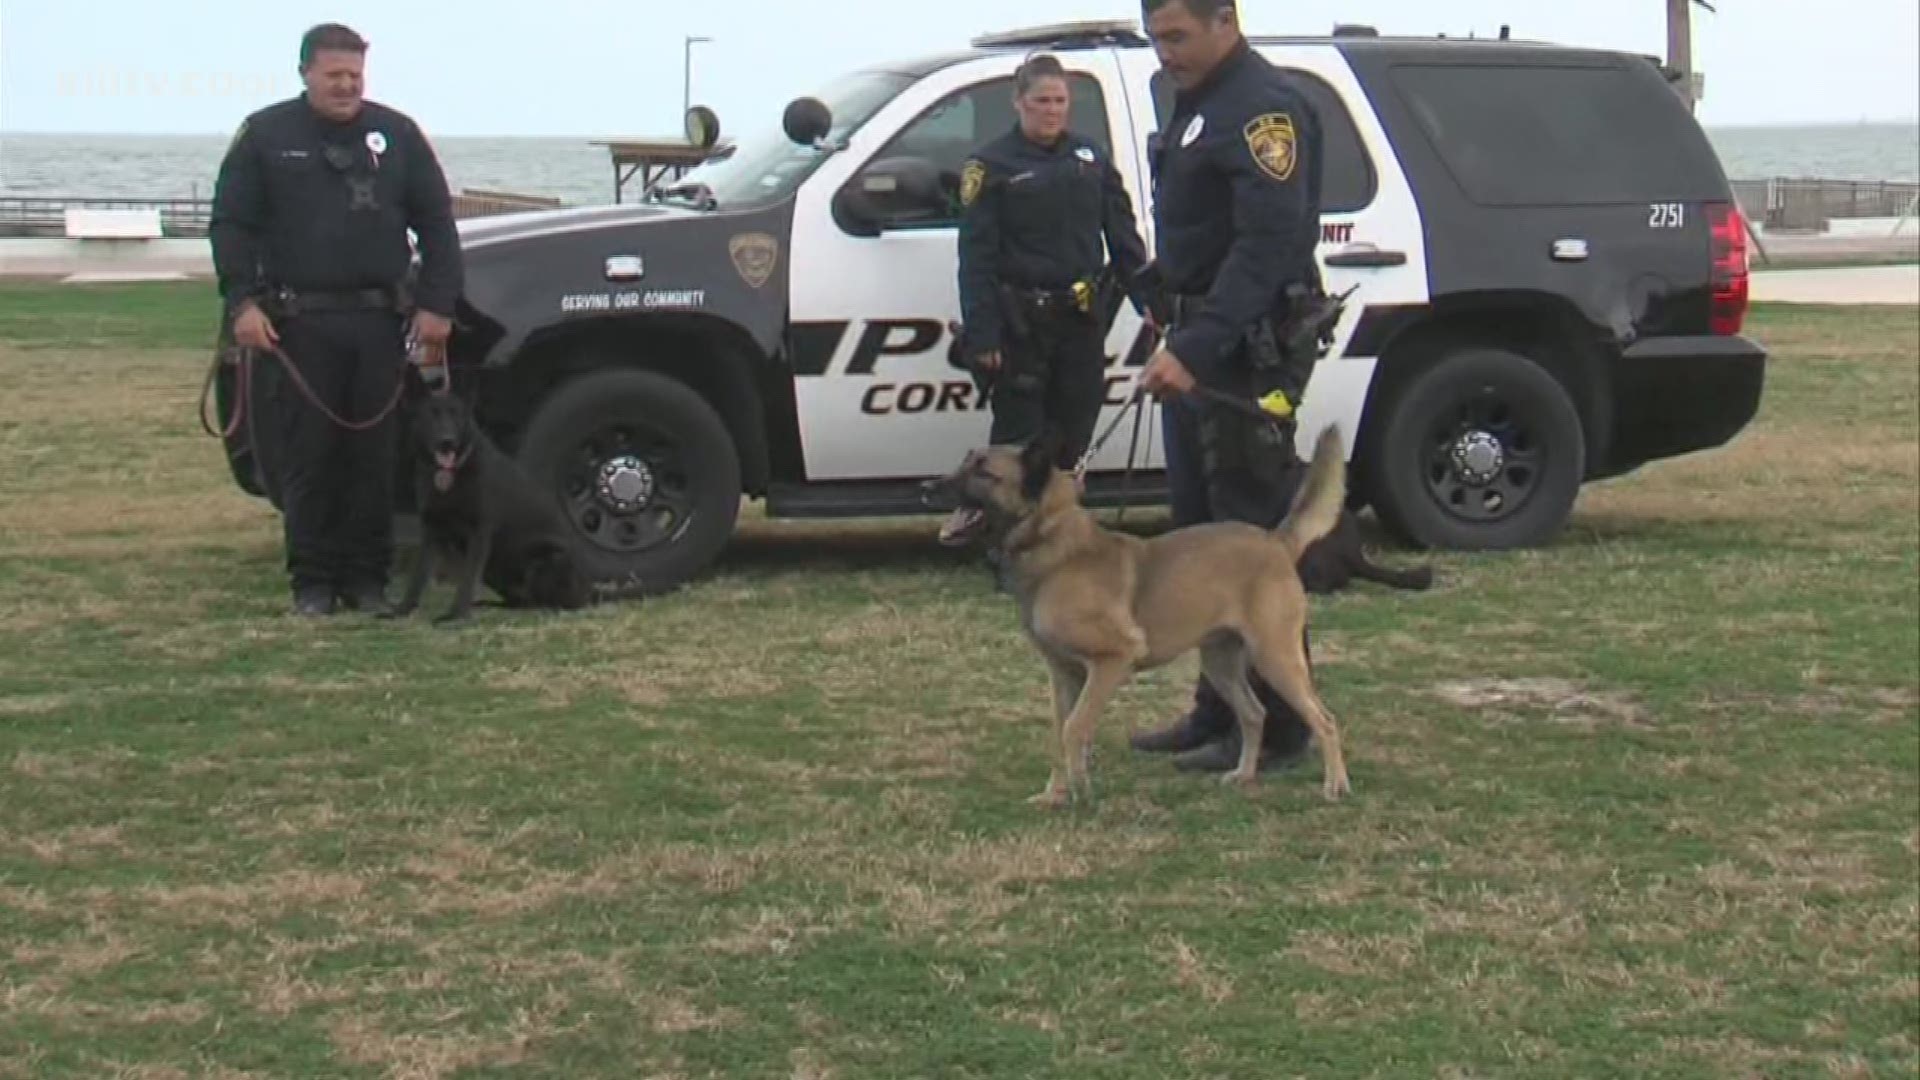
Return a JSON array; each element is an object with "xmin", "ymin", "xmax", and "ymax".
[
  {"xmin": 0, "ymin": 190, "xmax": 569, "ymax": 239},
  {"xmin": 1730, "ymin": 178, "xmax": 1919, "ymax": 231},
  {"xmin": 0, "ymin": 195, "xmax": 214, "ymax": 238},
  {"xmin": 7, "ymin": 176, "xmax": 1915, "ymax": 240}
]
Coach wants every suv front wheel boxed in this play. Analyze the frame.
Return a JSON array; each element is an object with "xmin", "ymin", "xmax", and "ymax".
[
  {"xmin": 517, "ymin": 367, "xmax": 742, "ymax": 597},
  {"xmin": 1365, "ymin": 346, "xmax": 1585, "ymax": 551}
]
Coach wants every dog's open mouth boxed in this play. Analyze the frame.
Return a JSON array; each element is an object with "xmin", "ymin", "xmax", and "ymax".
[
  {"xmin": 938, "ymin": 505, "xmax": 987, "ymax": 547},
  {"xmin": 434, "ymin": 449, "xmax": 460, "ymax": 470}
]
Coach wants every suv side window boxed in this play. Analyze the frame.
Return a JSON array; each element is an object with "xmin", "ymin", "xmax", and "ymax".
[
  {"xmin": 1149, "ymin": 68, "xmax": 1377, "ymax": 213},
  {"xmin": 861, "ymin": 73, "xmax": 1112, "ymax": 230}
]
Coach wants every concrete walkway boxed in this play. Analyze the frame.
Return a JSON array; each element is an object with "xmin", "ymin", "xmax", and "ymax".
[{"xmin": 1750, "ymin": 264, "xmax": 1919, "ymax": 306}]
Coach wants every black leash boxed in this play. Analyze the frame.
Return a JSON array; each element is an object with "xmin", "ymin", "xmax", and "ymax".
[{"xmin": 1072, "ymin": 382, "xmax": 1147, "ymax": 483}]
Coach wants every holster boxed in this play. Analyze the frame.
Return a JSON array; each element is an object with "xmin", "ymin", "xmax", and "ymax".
[
  {"xmin": 996, "ymin": 283, "xmax": 1036, "ymax": 342},
  {"xmin": 1248, "ymin": 280, "xmax": 1354, "ymax": 404}
]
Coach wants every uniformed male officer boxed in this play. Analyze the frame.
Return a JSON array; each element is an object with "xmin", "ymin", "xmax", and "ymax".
[
  {"xmin": 943, "ymin": 53, "xmax": 1155, "ymax": 546},
  {"xmin": 1131, "ymin": 0, "xmax": 1331, "ymax": 772},
  {"xmin": 210, "ymin": 23, "xmax": 463, "ymax": 617}
]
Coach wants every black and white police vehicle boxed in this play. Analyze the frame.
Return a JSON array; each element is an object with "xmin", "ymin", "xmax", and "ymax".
[{"xmin": 218, "ymin": 19, "xmax": 1767, "ymax": 596}]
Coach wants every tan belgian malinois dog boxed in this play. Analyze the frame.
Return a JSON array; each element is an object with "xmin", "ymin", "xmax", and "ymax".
[{"xmin": 926, "ymin": 423, "xmax": 1355, "ymax": 808}]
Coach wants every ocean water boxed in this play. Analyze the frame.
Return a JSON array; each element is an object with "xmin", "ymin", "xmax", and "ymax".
[{"xmin": 2, "ymin": 122, "xmax": 1915, "ymax": 206}]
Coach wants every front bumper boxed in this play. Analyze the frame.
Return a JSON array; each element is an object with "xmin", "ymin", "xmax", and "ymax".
[{"xmin": 1598, "ymin": 333, "xmax": 1768, "ymax": 477}]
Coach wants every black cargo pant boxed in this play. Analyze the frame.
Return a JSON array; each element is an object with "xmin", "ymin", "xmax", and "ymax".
[
  {"xmin": 258, "ymin": 308, "xmax": 407, "ymax": 595},
  {"xmin": 1160, "ymin": 342, "xmax": 1315, "ymax": 756},
  {"xmin": 988, "ymin": 297, "xmax": 1106, "ymax": 469}
]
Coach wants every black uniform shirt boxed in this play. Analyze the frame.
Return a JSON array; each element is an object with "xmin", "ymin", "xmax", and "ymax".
[
  {"xmin": 1152, "ymin": 40, "xmax": 1323, "ymax": 384},
  {"xmin": 956, "ymin": 124, "xmax": 1152, "ymax": 354},
  {"xmin": 209, "ymin": 94, "xmax": 463, "ymax": 317}
]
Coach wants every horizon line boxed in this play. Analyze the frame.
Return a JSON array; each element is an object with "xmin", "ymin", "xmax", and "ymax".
[{"xmin": 3, "ymin": 117, "xmax": 1919, "ymax": 140}]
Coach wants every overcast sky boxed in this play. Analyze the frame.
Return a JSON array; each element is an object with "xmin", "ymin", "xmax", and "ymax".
[{"xmin": 3, "ymin": 0, "xmax": 1916, "ymax": 137}]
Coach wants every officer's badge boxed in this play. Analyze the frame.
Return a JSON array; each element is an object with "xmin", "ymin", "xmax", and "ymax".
[
  {"xmin": 1244, "ymin": 112, "xmax": 1298, "ymax": 182},
  {"xmin": 1074, "ymin": 146, "xmax": 1095, "ymax": 163},
  {"xmin": 728, "ymin": 231, "xmax": 780, "ymax": 289},
  {"xmin": 366, "ymin": 130, "xmax": 387, "ymax": 155},
  {"xmin": 1180, "ymin": 113, "xmax": 1205, "ymax": 147},
  {"xmin": 959, "ymin": 159, "xmax": 985, "ymax": 206}
]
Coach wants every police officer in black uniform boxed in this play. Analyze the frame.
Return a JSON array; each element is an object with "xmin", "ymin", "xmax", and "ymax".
[
  {"xmin": 210, "ymin": 23, "xmax": 463, "ymax": 617},
  {"xmin": 1131, "ymin": 0, "xmax": 1331, "ymax": 772},
  {"xmin": 943, "ymin": 53, "xmax": 1155, "ymax": 545}
]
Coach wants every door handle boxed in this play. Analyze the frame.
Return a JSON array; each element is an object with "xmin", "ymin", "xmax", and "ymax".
[{"xmin": 1325, "ymin": 244, "xmax": 1407, "ymax": 268}]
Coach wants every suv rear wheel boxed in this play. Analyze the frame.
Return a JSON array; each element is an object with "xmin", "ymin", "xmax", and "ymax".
[
  {"xmin": 1365, "ymin": 346, "xmax": 1585, "ymax": 550},
  {"xmin": 517, "ymin": 367, "xmax": 741, "ymax": 597}
]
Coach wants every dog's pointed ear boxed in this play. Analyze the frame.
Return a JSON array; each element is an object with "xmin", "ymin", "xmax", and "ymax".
[{"xmin": 1020, "ymin": 429, "xmax": 1063, "ymax": 499}]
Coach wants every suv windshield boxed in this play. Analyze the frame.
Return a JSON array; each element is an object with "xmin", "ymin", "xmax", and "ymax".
[{"xmin": 654, "ymin": 70, "xmax": 913, "ymax": 211}]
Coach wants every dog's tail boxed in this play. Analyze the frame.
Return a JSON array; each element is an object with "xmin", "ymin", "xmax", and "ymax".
[{"xmin": 1275, "ymin": 425, "xmax": 1347, "ymax": 554}]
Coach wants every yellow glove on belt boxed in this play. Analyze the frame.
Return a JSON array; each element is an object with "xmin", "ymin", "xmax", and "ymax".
[{"xmin": 1257, "ymin": 390, "xmax": 1296, "ymax": 421}]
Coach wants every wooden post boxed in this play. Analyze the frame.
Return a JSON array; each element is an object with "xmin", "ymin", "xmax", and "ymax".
[{"xmin": 1668, "ymin": 0, "xmax": 1695, "ymax": 111}]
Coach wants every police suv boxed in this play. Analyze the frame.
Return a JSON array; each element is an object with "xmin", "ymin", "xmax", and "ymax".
[{"xmin": 218, "ymin": 19, "xmax": 1767, "ymax": 597}]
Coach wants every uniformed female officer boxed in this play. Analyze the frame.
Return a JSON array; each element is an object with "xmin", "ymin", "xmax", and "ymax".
[{"xmin": 942, "ymin": 53, "xmax": 1154, "ymax": 545}]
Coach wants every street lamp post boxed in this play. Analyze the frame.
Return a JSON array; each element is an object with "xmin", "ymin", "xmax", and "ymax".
[{"xmin": 683, "ymin": 35, "xmax": 712, "ymax": 121}]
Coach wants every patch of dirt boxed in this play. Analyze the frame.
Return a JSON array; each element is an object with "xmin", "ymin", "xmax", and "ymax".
[
  {"xmin": 327, "ymin": 990, "xmax": 574, "ymax": 1080},
  {"xmin": 1285, "ymin": 928, "xmax": 1428, "ymax": 979},
  {"xmin": 645, "ymin": 992, "xmax": 742, "ymax": 1034},
  {"xmin": 1427, "ymin": 678, "xmax": 1653, "ymax": 729},
  {"xmin": 1151, "ymin": 934, "xmax": 1235, "ymax": 1004}
]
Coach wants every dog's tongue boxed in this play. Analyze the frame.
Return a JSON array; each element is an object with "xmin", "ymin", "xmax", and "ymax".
[{"xmin": 938, "ymin": 506, "xmax": 984, "ymax": 546}]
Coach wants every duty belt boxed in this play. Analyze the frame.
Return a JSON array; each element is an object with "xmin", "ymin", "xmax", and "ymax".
[
  {"xmin": 266, "ymin": 284, "xmax": 407, "ymax": 317},
  {"xmin": 1011, "ymin": 280, "xmax": 1096, "ymax": 315}
]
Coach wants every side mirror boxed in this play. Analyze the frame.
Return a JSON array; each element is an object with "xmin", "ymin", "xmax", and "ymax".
[
  {"xmin": 685, "ymin": 105, "xmax": 721, "ymax": 150},
  {"xmin": 783, "ymin": 97, "xmax": 834, "ymax": 146},
  {"xmin": 833, "ymin": 156, "xmax": 949, "ymax": 237}
]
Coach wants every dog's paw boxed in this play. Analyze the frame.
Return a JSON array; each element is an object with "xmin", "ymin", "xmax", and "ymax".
[
  {"xmin": 1026, "ymin": 786, "xmax": 1071, "ymax": 811},
  {"xmin": 1322, "ymin": 771, "xmax": 1352, "ymax": 801},
  {"xmin": 432, "ymin": 610, "xmax": 472, "ymax": 628},
  {"xmin": 377, "ymin": 606, "xmax": 414, "ymax": 621},
  {"xmin": 1220, "ymin": 770, "xmax": 1259, "ymax": 791}
]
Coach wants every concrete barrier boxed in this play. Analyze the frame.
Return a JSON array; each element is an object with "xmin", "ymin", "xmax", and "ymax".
[{"xmin": 64, "ymin": 207, "xmax": 165, "ymax": 240}]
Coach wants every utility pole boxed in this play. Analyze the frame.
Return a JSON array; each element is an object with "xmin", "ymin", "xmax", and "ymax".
[
  {"xmin": 1667, "ymin": 0, "xmax": 1693, "ymax": 109},
  {"xmin": 1668, "ymin": 0, "xmax": 1713, "ymax": 112},
  {"xmin": 682, "ymin": 35, "xmax": 712, "ymax": 121}
]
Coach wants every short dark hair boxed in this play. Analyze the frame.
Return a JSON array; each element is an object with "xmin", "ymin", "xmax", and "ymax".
[
  {"xmin": 1014, "ymin": 53, "xmax": 1068, "ymax": 97},
  {"xmin": 1142, "ymin": 0, "xmax": 1236, "ymax": 18},
  {"xmin": 300, "ymin": 23, "xmax": 368, "ymax": 67}
]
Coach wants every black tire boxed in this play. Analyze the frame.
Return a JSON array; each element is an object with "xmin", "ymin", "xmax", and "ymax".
[
  {"xmin": 1364, "ymin": 346, "xmax": 1585, "ymax": 551},
  {"xmin": 516, "ymin": 367, "xmax": 741, "ymax": 597}
]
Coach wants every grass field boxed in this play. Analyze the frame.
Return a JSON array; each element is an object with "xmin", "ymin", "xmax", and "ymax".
[{"xmin": 0, "ymin": 282, "xmax": 1915, "ymax": 1079}]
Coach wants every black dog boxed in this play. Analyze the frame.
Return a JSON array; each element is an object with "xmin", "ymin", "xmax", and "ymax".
[
  {"xmin": 386, "ymin": 391, "xmax": 595, "ymax": 625},
  {"xmin": 1295, "ymin": 508, "xmax": 1434, "ymax": 595}
]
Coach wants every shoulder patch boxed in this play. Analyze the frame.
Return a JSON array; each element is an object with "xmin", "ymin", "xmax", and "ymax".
[
  {"xmin": 1243, "ymin": 112, "xmax": 1298, "ymax": 183},
  {"xmin": 960, "ymin": 158, "xmax": 986, "ymax": 206}
]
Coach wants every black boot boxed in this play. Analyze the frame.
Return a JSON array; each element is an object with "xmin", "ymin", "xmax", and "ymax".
[
  {"xmin": 291, "ymin": 583, "xmax": 336, "ymax": 618},
  {"xmin": 338, "ymin": 580, "xmax": 393, "ymax": 617},
  {"xmin": 1171, "ymin": 669, "xmax": 1315, "ymax": 773},
  {"xmin": 1130, "ymin": 675, "xmax": 1234, "ymax": 753}
]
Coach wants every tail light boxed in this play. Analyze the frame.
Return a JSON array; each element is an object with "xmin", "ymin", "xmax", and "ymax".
[{"xmin": 1709, "ymin": 202, "xmax": 1750, "ymax": 336}]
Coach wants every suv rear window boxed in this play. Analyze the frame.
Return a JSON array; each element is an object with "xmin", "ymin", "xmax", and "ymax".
[{"xmin": 1387, "ymin": 62, "xmax": 1720, "ymax": 207}]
